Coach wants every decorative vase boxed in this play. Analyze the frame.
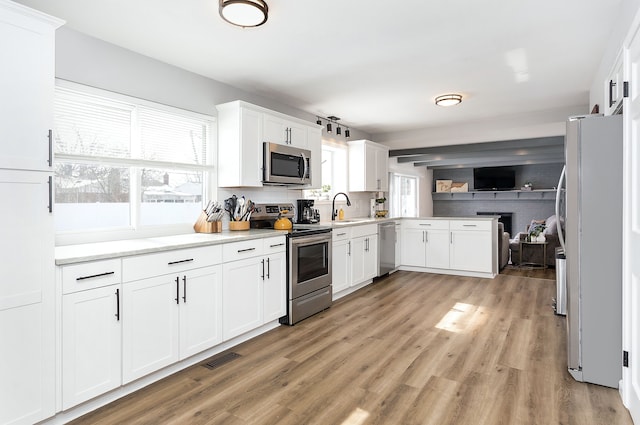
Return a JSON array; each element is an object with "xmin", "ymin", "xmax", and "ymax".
[{"xmin": 536, "ymin": 234, "xmax": 546, "ymax": 243}]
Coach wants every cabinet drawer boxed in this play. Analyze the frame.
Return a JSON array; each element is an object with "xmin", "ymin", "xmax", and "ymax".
[
  {"xmin": 351, "ymin": 224, "xmax": 377, "ymax": 238},
  {"xmin": 62, "ymin": 259, "xmax": 122, "ymax": 294},
  {"xmin": 264, "ymin": 236, "xmax": 286, "ymax": 254},
  {"xmin": 332, "ymin": 228, "xmax": 352, "ymax": 242},
  {"xmin": 122, "ymin": 245, "xmax": 222, "ymax": 282},
  {"xmin": 450, "ymin": 220, "xmax": 492, "ymax": 231},
  {"xmin": 223, "ymin": 238, "xmax": 265, "ymax": 263},
  {"xmin": 404, "ymin": 219, "xmax": 449, "ymax": 230}
]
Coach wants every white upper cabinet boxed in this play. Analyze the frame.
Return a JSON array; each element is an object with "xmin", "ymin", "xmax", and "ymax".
[
  {"xmin": 216, "ymin": 100, "xmax": 322, "ymax": 188},
  {"xmin": 263, "ymin": 113, "xmax": 307, "ymax": 148},
  {"xmin": 348, "ymin": 139, "xmax": 389, "ymax": 192},
  {"xmin": 217, "ymin": 102, "xmax": 263, "ymax": 187},
  {"xmin": 604, "ymin": 48, "xmax": 625, "ymax": 116},
  {"xmin": 0, "ymin": 2, "xmax": 62, "ymax": 172}
]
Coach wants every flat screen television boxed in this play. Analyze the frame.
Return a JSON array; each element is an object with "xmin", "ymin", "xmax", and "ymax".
[{"xmin": 473, "ymin": 167, "xmax": 516, "ymax": 191}]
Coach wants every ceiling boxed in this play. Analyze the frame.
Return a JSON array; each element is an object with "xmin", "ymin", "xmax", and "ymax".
[{"xmin": 15, "ymin": 0, "xmax": 621, "ymax": 163}]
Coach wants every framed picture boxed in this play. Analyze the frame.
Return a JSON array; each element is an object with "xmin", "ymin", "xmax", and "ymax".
[{"xmin": 436, "ymin": 180, "xmax": 452, "ymax": 192}]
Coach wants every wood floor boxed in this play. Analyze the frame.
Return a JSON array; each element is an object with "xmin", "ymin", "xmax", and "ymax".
[{"xmin": 71, "ymin": 270, "xmax": 632, "ymax": 425}]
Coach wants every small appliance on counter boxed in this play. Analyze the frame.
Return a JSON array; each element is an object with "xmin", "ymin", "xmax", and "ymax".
[
  {"xmin": 296, "ymin": 199, "xmax": 320, "ymax": 224},
  {"xmin": 250, "ymin": 203, "xmax": 332, "ymax": 325}
]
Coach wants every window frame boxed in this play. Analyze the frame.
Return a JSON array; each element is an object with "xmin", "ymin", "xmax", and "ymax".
[{"xmin": 54, "ymin": 80, "xmax": 217, "ymax": 246}]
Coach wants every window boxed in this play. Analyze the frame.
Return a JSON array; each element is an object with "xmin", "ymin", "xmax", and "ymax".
[
  {"xmin": 390, "ymin": 173, "xmax": 418, "ymax": 217},
  {"xmin": 305, "ymin": 143, "xmax": 347, "ymax": 200},
  {"xmin": 53, "ymin": 84, "xmax": 215, "ymax": 235}
]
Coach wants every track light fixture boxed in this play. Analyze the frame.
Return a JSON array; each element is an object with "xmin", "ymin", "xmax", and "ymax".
[{"xmin": 315, "ymin": 115, "xmax": 352, "ymax": 138}]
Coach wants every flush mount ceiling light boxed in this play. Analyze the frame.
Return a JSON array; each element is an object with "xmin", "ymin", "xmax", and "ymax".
[
  {"xmin": 219, "ymin": 0, "xmax": 268, "ymax": 28},
  {"xmin": 435, "ymin": 94, "xmax": 463, "ymax": 107}
]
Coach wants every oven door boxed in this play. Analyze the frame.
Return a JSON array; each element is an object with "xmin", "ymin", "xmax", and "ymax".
[
  {"xmin": 263, "ymin": 142, "xmax": 311, "ymax": 185},
  {"xmin": 289, "ymin": 233, "xmax": 331, "ymax": 299}
]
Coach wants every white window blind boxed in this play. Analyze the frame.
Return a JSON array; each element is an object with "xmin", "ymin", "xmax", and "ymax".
[{"xmin": 53, "ymin": 84, "xmax": 215, "ymax": 237}]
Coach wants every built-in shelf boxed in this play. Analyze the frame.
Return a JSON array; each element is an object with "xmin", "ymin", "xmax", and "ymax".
[{"xmin": 432, "ymin": 189, "xmax": 559, "ymax": 201}]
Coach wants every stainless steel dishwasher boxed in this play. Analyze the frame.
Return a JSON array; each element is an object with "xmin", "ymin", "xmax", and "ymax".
[{"xmin": 378, "ymin": 221, "xmax": 396, "ymax": 276}]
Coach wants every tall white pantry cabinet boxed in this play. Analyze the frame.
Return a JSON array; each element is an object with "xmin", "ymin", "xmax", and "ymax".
[{"xmin": 0, "ymin": 2, "xmax": 63, "ymax": 424}]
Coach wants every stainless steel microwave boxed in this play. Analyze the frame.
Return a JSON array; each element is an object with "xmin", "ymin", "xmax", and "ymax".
[{"xmin": 263, "ymin": 142, "xmax": 311, "ymax": 185}]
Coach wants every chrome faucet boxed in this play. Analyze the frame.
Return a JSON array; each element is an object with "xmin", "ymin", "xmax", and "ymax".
[{"xmin": 331, "ymin": 192, "xmax": 352, "ymax": 221}]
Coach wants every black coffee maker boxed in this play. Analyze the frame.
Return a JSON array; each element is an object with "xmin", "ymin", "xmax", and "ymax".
[{"xmin": 296, "ymin": 199, "xmax": 320, "ymax": 224}]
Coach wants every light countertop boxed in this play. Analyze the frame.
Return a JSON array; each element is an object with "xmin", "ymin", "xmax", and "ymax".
[{"xmin": 55, "ymin": 215, "xmax": 498, "ymax": 265}]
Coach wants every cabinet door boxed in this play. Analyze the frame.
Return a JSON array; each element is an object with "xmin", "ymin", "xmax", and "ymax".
[
  {"xmin": 263, "ymin": 252, "xmax": 286, "ymax": 322},
  {"xmin": 239, "ymin": 107, "xmax": 263, "ymax": 187},
  {"xmin": 425, "ymin": 229, "xmax": 450, "ymax": 269},
  {"xmin": 0, "ymin": 7, "xmax": 60, "ymax": 171},
  {"xmin": 0, "ymin": 171, "xmax": 55, "ymax": 425},
  {"xmin": 401, "ymin": 228, "xmax": 427, "ymax": 267},
  {"xmin": 263, "ymin": 113, "xmax": 287, "ymax": 145},
  {"xmin": 375, "ymin": 147, "xmax": 389, "ymax": 192},
  {"xmin": 122, "ymin": 276, "xmax": 179, "ymax": 384},
  {"xmin": 364, "ymin": 146, "xmax": 378, "ymax": 191},
  {"xmin": 222, "ymin": 257, "xmax": 262, "ymax": 340},
  {"xmin": 332, "ymin": 239, "xmax": 351, "ymax": 293},
  {"xmin": 350, "ymin": 236, "xmax": 367, "ymax": 286},
  {"xmin": 287, "ymin": 121, "xmax": 308, "ymax": 148},
  {"xmin": 363, "ymin": 235, "xmax": 378, "ymax": 280},
  {"xmin": 308, "ymin": 126, "xmax": 322, "ymax": 188},
  {"xmin": 62, "ymin": 285, "xmax": 121, "ymax": 409},
  {"xmin": 179, "ymin": 265, "xmax": 223, "ymax": 359},
  {"xmin": 449, "ymin": 230, "xmax": 492, "ymax": 273}
]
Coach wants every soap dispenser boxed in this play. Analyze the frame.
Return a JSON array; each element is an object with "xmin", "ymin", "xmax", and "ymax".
[{"xmin": 338, "ymin": 208, "xmax": 344, "ymax": 220}]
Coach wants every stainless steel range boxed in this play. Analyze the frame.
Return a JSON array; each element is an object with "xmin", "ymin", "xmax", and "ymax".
[{"xmin": 250, "ymin": 203, "xmax": 332, "ymax": 325}]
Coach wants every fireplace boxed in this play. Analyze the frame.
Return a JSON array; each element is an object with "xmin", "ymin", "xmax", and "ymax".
[{"xmin": 477, "ymin": 212, "xmax": 512, "ymax": 235}]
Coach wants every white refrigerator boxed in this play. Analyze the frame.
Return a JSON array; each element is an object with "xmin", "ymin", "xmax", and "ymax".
[{"xmin": 560, "ymin": 114, "xmax": 622, "ymax": 388}]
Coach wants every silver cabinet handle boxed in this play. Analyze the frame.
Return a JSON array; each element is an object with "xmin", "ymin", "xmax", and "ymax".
[
  {"xmin": 175, "ymin": 276, "xmax": 180, "ymax": 304},
  {"xmin": 115, "ymin": 288, "xmax": 120, "ymax": 321},
  {"xmin": 182, "ymin": 276, "xmax": 187, "ymax": 303},
  {"xmin": 425, "ymin": 231, "xmax": 428, "ymax": 243},
  {"xmin": 47, "ymin": 176, "xmax": 53, "ymax": 213},
  {"xmin": 419, "ymin": 223, "xmax": 432, "ymax": 226},
  {"xmin": 336, "ymin": 232, "xmax": 347, "ymax": 236},
  {"xmin": 237, "ymin": 248, "xmax": 256, "ymax": 253},
  {"xmin": 463, "ymin": 224, "xmax": 477, "ymax": 227},
  {"xmin": 269, "ymin": 243, "xmax": 285, "ymax": 248},
  {"xmin": 48, "ymin": 129, "xmax": 53, "ymax": 167},
  {"xmin": 348, "ymin": 241, "xmax": 351, "ymax": 256},
  {"xmin": 266, "ymin": 257, "xmax": 270, "ymax": 279},
  {"xmin": 450, "ymin": 232, "xmax": 453, "ymax": 244},
  {"xmin": 422, "ymin": 231, "xmax": 425, "ymax": 243}
]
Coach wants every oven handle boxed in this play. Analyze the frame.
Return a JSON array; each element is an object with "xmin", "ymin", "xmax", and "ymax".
[{"xmin": 290, "ymin": 233, "xmax": 331, "ymax": 247}]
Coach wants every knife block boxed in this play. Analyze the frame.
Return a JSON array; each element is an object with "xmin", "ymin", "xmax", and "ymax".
[{"xmin": 193, "ymin": 211, "xmax": 222, "ymax": 233}]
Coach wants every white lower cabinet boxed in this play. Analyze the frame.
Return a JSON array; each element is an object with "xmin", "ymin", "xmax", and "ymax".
[
  {"xmin": 351, "ymin": 234, "xmax": 378, "ymax": 284},
  {"xmin": 222, "ymin": 237, "xmax": 286, "ymax": 340},
  {"xmin": 401, "ymin": 220, "xmax": 449, "ymax": 268},
  {"xmin": 332, "ymin": 225, "xmax": 378, "ymax": 298},
  {"xmin": 62, "ymin": 284, "xmax": 121, "ymax": 409},
  {"xmin": 122, "ymin": 264, "xmax": 222, "ymax": 384},
  {"xmin": 449, "ymin": 221, "xmax": 493, "ymax": 273},
  {"xmin": 401, "ymin": 219, "xmax": 496, "ymax": 277},
  {"xmin": 332, "ymin": 231, "xmax": 351, "ymax": 293}
]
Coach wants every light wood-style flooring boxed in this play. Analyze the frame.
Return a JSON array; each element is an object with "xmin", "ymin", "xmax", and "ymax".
[{"xmin": 71, "ymin": 270, "xmax": 632, "ymax": 425}]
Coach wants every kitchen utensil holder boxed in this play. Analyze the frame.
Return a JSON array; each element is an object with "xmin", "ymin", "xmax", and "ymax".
[
  {"xmin": 193, "ymin": 212, "xmax": 222, "ymax": 233},
  {"xmin": 228, "ymin": 221, "xmax": 250, "ymax": 231}
]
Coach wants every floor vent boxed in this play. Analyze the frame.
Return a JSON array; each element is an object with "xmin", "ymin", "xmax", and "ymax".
[{"xmin": 202, "ymin": 352, "xmax": 241, "ymax": 370}]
